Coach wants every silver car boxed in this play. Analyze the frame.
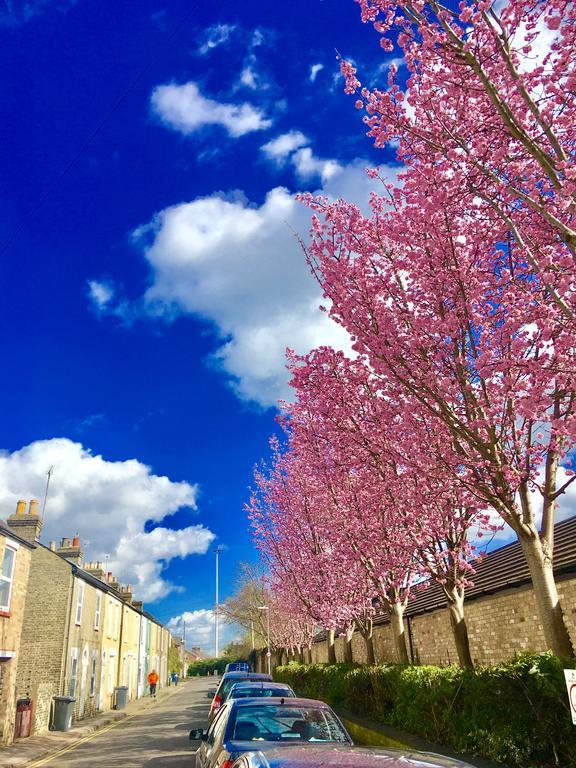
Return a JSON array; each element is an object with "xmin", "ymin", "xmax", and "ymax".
[
  {"xmin": 190, "ymin": 697, "xmax": 352, "ymax": 768},
  {"xmin": 230, "ymin": 745, "xmax": 478, "ymax": 767}
]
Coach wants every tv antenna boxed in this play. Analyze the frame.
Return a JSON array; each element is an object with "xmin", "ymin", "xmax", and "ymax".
[{"xmin": 41, "ymin": 466, "xmax": 54, "ymax": 520}]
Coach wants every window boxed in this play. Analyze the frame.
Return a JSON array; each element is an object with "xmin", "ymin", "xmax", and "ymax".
[
  {"xmin": 94, "ymin": 591, "xmax": 101, "ymax": 630},
  {"xmin": 107, "ymin": 599, "xmax": 114, "ymax": 637},
  {"xmin": 69, "ymin": 649, "xmax": 79, "ymax": 697},
  {"xmin": 75, "ymin": 580, "xmax": 84, "ymax": 625},
  {"xmin": 90, "ymin": 652, "xmax": 98, "ymax": 696},
  {"xmin": 0, "ymin": 543, "xmax": 16, "ymax": 612}
]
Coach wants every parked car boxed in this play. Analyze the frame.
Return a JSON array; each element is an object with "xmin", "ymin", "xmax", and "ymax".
[
  {"xmin": 190, "ymin": 697, "xmax": 352, "ymax": 768},
  {"xmin": 208, "ymin": 672, "xmax": 273, "ymax": 723},
  {"xmin": 227, "ymin": 682, "xmax": 296, "ymax": 701},
  {"xmin": 229, "ymin": 745, "xmax": 477, "ymax": 768},
  {"xmin": 225, "ymin": 662, "xmax": 251, "ymax": 673}
]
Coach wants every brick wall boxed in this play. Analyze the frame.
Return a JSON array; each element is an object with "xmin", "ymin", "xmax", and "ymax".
[
  {"xmin": 278, "ymin": 573, "xmax": 576, "ymax": 669},
  {"xmin": 14, "ymin": 545, "xmax": 73, "ymax": 735},
  {"xmin": 0, "ymin": 534, "xmax": 33, "ymax": 744}
]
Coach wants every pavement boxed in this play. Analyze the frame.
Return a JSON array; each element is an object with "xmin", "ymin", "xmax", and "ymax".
[{"xmin": 0, "ymin": 676, "xmax": 215, "ymax": 768}]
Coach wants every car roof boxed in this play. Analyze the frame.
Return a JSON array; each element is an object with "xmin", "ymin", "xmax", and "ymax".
[
  {"xmin": 245, "ymin": 745, "xmax": 475, "ymax": 767},
  {"xmin": 230, "ymin": 682, "xmax": 292, "ymax": 689},
  {"xmin": 222, "ymin": 672, "xmax": 273, "ymax": 680},
  {"xmin": 231, "ymin": 696, "xmax": 338, "ymax": 709}
]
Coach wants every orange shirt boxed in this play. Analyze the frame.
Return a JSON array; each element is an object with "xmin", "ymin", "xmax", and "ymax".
[{"xmin": 147, "ymin": 671, "xmax": 159, "ymax": 685}]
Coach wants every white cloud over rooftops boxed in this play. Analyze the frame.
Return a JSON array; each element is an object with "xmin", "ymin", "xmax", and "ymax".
[
  {"xmin": 0, "ymin": 438, "xmax": 214, "ymax": 602},
  {"xmin": 151, "ymin": 82, "xmax": 272, "ymax": 138}
]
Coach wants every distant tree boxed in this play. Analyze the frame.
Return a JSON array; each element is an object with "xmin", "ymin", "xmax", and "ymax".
[{"xmin": 219, "ymin": 563, "xmax": 269, "ymax": 649}]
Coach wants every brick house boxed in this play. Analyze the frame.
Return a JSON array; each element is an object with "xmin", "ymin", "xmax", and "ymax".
[{"xmin": 0, "ymin": 508, "xmax": 35, "ymax": 745}]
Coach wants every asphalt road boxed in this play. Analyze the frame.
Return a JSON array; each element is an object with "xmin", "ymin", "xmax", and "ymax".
[{"xmin": 31, "ymin": 677, "xmax": 215, "ymax": 768}]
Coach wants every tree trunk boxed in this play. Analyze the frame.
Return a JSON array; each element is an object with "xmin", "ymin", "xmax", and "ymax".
[
  {"xmin": 389, "ymin": 602, "xmax": 409, "ymax": 664},
  {"xmin": 306, "ymin": 644, "xmax": 313, "ymax": 664},
  {"xmin": 519, "ymin": 530, "xmax": 574, "ymax": 658},
  {"xmin": 343, "ymin": 626, "xmax": 354, "ymax": 663},
  {"xmin": 327, "ymin": 629, "xmax": 337, "ymax": 663},
  {"xmin": 354, "ymin": 617, "xmax": 376, "ymax": 664},
  {"xmin": 364, "ymin": 633, "xmax": 376, "ymax": 665},
  {"xmin": 444, "ymin": 587, "xmax": 474, "ymax": 668}
]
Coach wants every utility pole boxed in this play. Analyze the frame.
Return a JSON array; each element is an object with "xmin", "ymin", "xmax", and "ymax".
[{"xmin": 214, "ymin": 546, "xmax": 222, "ymax": 657}]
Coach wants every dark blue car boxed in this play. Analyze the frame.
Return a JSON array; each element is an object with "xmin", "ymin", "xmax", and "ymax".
[{"xmin": 191, "ymin": 697, "xmax": 352, "ymax": 768}]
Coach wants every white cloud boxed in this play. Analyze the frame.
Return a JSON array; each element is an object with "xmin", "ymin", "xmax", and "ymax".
[
  {"xmin": 0, "ymin": 438, "xmax": 215, "ymax": 602},
  {"xmin": 292, "ymin": 147, "xmax": 342, "ymax": 183},
  {"xmin": 123, "ymin": 157, "xmax": 393, "ymax": 407},
  {"xmin": 309, "ymin": 63, "xmax": 324, "ymax": 82},
  {"xmin": 167, "ymin": 609, "xmax": 242, "ymax": 655},
  {"xmin": 87, "ymin": 279, "xmax": 114, "ymax": 310},
  {"xmin": 261, "ymin": 131, "xmax": 309, "ymax": 163},
  {"xmin": 240, "ymin": 67, "xmax": 258, "ymax": 90},
  {"xmin": 151, "ymin": 82, "xmax": 272, "ymax": 138},
  {"xmin": 197, "ymin": 23, "xmax": 236, "ymax": 55}
]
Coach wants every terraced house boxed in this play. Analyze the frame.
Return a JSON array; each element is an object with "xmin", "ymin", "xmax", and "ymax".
[
  {"xmin": 0, "ymin": 512, "xmax": 35, "ymax": 745},
  {"xmin": 5, "ymin": 500, "xmax": 171, "ymax": 741}
]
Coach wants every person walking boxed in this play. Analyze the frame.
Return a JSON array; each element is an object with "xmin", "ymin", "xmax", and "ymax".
[{"xmin": 147, "ymin": 669, "xmax": 159, "ymax": 698}]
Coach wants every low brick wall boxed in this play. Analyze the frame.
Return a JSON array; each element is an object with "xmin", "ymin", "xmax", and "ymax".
[{"xmin": 256, "ymin": 574, "xmax": 576, "ymax": 669}]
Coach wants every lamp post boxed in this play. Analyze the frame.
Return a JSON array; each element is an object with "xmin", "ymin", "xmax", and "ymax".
[
  {"xmin": 214, "ymin": 546, "xmax": 222, "ymax": 658},
  {"xmin": 258, "ymin": 605, "xmax": 271, "ymax": 675}
]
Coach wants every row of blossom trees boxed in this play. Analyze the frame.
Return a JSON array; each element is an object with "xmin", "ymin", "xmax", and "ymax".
[{"xmin": 249, "ymin": 0, "xmax": 576, "ymax": 667}]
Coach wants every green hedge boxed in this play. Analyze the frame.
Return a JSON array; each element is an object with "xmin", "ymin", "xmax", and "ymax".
[{"xmin": 275, "ymin": 653, "xmax": 576, "ymax": 768}]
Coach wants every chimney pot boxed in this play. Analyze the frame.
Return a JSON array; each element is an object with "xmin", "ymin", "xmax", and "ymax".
[
  {"xmin": 72, "ymin": 535, "xmax": 80, "ymax": 547},
  {"xmin": 49, "ymin": 541, "xmax": 56, "ymax": 551},
  {"xmin": 16, "ymin": 500, "xmax": 27, "ymax": 516},
  {"xmin": 28, "ymin": 499, "xmax": 40, "ymax": 517},
  {"xmin": 61, "ymin": 537, "xmax": 70, "ymax": 548}
]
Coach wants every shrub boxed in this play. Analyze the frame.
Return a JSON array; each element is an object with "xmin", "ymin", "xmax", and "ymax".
[{"xmin": 275, "ymin": 652, "xmax": 576, "ymax": 768}]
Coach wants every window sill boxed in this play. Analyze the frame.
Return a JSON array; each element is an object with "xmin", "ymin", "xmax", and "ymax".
[{"xmin": 0, "ymin": 610, "xmax": 11, "ymax": 619}]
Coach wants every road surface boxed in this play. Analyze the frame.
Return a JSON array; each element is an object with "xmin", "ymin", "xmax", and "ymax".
[{"xmin": 30, "ymin": 677, "xmax": 215, "ymax": 768}]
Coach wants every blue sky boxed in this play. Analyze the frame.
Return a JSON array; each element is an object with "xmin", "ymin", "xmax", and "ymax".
[{"xmin": 0, "ymin": 0, "xmax": 398, "ymax": 652}]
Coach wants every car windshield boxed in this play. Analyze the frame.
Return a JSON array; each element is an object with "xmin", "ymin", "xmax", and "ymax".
[
  {"xmin": 221, "ymin": 678, "xmax": 251, "ymax": 700},
  {"xmin": 230, "ymin": 687, "xmax": 295, "ymax": 699},
  {"xmin": 230, "ymin": 704, "xmax": 349, "ymax": 743}
]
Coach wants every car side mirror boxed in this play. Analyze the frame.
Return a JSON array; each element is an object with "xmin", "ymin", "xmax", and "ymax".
[
  {"xmin": 207, "ymin": 688, "xmax": 217, "ymax": 696},
  {"xmin": 189, "ymin": 728, "xmax": 206, "ymax": 741}
]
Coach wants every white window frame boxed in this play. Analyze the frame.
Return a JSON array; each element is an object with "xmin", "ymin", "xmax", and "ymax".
[
  {"xmin": 94, "ymin": 591, "xmax": 101, "ymax": 630},
  {"xmin": 75, "ymin": 579, "xmax": 85, "ymax": 625},
  {"xmin": 90, "ymin": 651, "xmax": 98, "ymax": 696},
  {"xmin": 69, "ymin": 648, "xmax": 79, "ymax": 697},
  {"xmin": 0, "ymin": 541, "xmax": 17, "ymax": 613}
]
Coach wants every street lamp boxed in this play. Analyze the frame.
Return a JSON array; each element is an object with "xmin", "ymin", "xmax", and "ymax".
[
  {"xmin": 258, "ymin": 605, "xmax": 271, "ymax": 676},
  {"xmin": 214, "ymin": 546, "xmax": 222, "ymax": 657}
]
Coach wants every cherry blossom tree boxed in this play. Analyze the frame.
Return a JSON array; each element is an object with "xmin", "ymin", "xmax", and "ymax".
[
  {"xmin": 288, "ymin": 347, "xmax": 493, "ymax": 667},
  {"xmin": 301, "ymin": 186, "xmax": 575, "ymax": 658},
  {"xmin": 249, "ymin": 437, "xmax": 379, "ymax": 663},
  {"xmin": 346, "ymin": 0, "xmax": 576, "ymax": 326}
]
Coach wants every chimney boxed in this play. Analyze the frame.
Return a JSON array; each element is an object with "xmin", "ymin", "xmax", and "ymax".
[
  {"xmin": 56, "ymin": 533, "xmax": 83, "ymax": 565},
  {"xmin": 119, "ymin": 585, "xmax": 133, "ymax": 603},
  {"xmin": 7, "ymin": 499, "xmax": 43, "ymax": 543},
  {"xmin": 108, "ymin": 574, "xmax": 120, "ymax": 592},
  {"xmin": 83, "ymin": 561, "xmax": 105, "ymax": 580},
  {"xmin": 132, "ymin": 600, "xmax": 143, "ymax": 612},
  {"xmin": 49, "ymin": 541, "xmax": 57, "ymax": 551}
]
